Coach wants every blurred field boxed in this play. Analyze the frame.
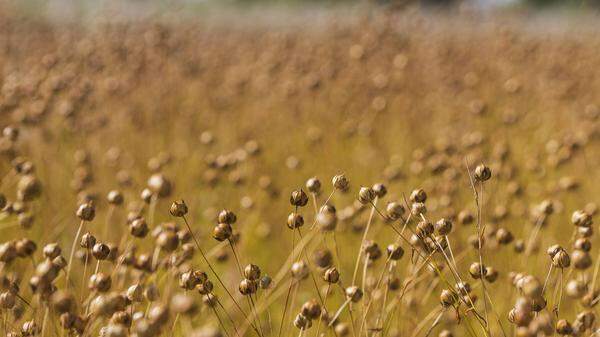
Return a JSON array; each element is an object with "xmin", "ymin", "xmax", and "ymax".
[{"xmin": 0, "ymin": 3, "xmax": 599, "ymax": 337}]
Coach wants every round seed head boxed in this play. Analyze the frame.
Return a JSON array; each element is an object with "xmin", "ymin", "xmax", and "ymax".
[
  {"xmin": 312, "ymin": 249, "xmax": 333, "ymax": 268},
  {"xmin": 495, "ymin": 228, "xmax": 514, "ymax": 245},
  {"xmin": 411, "ymin": 202, "xmax": 427, "ymax": 216},
  {"xmin": 410, "ymin": 189, "xmax": 427, "ymax": 203},
  {"xmin": 416, "ymin": 221, "xmax": 434, "ymax": 237},
  {"xmin": 197, "ymin": 280, "xmax": 213, "ymax": 295},
  {"xmin": 323, "ymin": 267, "xmax": 340, "ymax": 284},
  {"xmin": 147, "ymin": 174, "xmax": 172, "ymax": 198},
  {"xmin": 15, "ymin": 238, "xmax": 37, "ymax": 257},
  {"xmin": 217, "ymin": 209, "xmax": 237, "ymax": 224},
  {"xmin": 440, "ymin": 289, "xmax": 457, "ymax": 308},
  {"xmin": 301, "ymin": 299, "xmax": 321, "ymax": 320},
  {"xmin": 212, "ymin": 223, "xmax": 232, "ymax": 242},
  {"xmin": 345, "ymin": 286, "xmax": 363, "ymax": 302},
  {"xmin": 574, "ymin": 238, "xmax": 592, "ymax": 252},
  {"xmin": 76, "ymin": 202, "xmax": 96, "ymax": 221},
  {"xmin": 386, "ymin": 202, "xmax": 405, "ymax": 221},
  {"xmin": 555, "ymin": 319, "xmax": 572, "ymax": 335},
  {"xmin": 290, "ymin": 189, "xmax": 309, "ymax": 207},
  {"xmin": 306, "ymin": 177, "xmax": 322, "ymax": 194},
  {"xmin": 89, "ymin": 273, "xmax": 112, "ymax": 292},
  {"xmin": 572, "ymin": 249, "xmax": 592, "ymax": 270},
  {"xmin": 129, "ymin": 218, "xmax": 149, "ymax": 238},
  {"xmin": 156, "ymin": 231, "xmax": 179, "ymax": 252},
  {"xmin": 571, "ymin": 210, "xmax": 593, "ymax": 227},
  {"xmin": 291, "ymin": 261, "xmax": 309, "ymax": 280},
  {"xmin": 372, "ymin": 183, "xmax": 387, "ymax": 198},
  {"xmin": 552, "ymin": 250, "xmax": 571, "ymax": 269},
  {"xmin": 469, "ymin": 262, "xmax": 487, "ymax": 279},
  {"xmin": 287, "ymin": 213, "xmax": 304, "ymax": 229},
  {"xmin": 358, "ymin": 187, "xmax": 375, "ymax": 205},
  {"xmin": 386, "ymin": 244, "xmax": 404, "ymax": 260},
  {"xmin": 260, "ymin": 275, "xmax": 272, "ymax": 289},
  {"xmin": 238, "ymin": 279, "xmax": 257, "ymax": 295},
  {"xmin": 92, "ymin": 243, "xmax": 110, "ymax": 260},
  {"xmin": 80, "ymin": 233, "xmax": 96, "ymax": 249},
  {"xmin": 332, "ymin": 174, "xmax": 350, "ymax": 192},
  {"xmin": 294, "ymin": 314, "xmax": 312, "ymax": 330},
  {"xmin": 244, "ymin": 264, "xmax": 261, "ymax": 280},
  {"xmin": 316, "ymin": 209, "xmax": 337, "ymax": 232},
  {"xmin": 474, "ymin": 164, "xmax": 492, "ymax": 182},
  {"xmin": 169, "ymin": 200, "xmax": 188, "ymax": 217},
  {"xmin": 107, "ymin": 190, "xmax": 124, "ymax": 206}
]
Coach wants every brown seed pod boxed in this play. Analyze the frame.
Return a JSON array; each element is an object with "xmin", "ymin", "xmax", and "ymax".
[
  {"xmin": 89, "ymin": 273, "xmax": 112, "ymax": 292},
  {"xmin": 156, "ymin": 231, "xmax": 179, "ymax": 252},
  {"xmin": 238, "ymin": 279, "xmax": 257, "ymax": 296},
  {"xmin": 358, "ymin": 187, "xmax": 376, "ymax": 205},
  {"xmin": 345, "ymin": 286, "xmax": 363, "ymax": 302},
  {"xmin": 332, "ymin": 174, "xmax": 350, "ymax": 192},
  {"xmin": 213, "ymin": 223, "xmax": 232, "ymax": 242},
  {"xmin": 218, "ymin": 209, "xmax": 237, "ymax": 225},
  {"xmin": 496, "ymin": 228, "xmax": 514, "ymax": 245},
  {"xmin": 474, "ymin": 164, "xmax": 492, "ymax": 182},
  {"xmin": 244, "ymin": 264, "xmax": 261, "ymax": 280},
  {"xmin": 294, "ymin": 314, "xmax": 312, "ymax": 330},
  {"xmin": 291, "ymin": 261, "xmax": 309, "ymax": 280},
  {"xmin": 555, "ymin": 319, "xmax": 572, "ymax": 335},
  {"xmin": 435, "ymin": 218, "xmax": 453, "ymax": 236},
  {"xmin": 386, "ymin": 202, "xmax": 405, "ymax": 221},
  {"xmin": 15, "ymin": 238, "xmax": 37, "ymax": 257},
  {"xmin": 552, "ymin": 250, "xmax": 571, "ymax": 269},
  {"xmin": 484, "ymin": 267, "xmax": 498, "ymax": 283},
  {"xmin": 107, "ymin": 190, "xmax": 124, "ymax": 206},
  {"xmin": 76, "ymin": 202, "xmax": 95, "ymax": 221},
  {"xmin": 129, "ymin": 218, "xmax": 149, "ymax": 238},
  {"xmin": 469, "ymin": 262, "xmax": 487, "ymax": 279},
  {"xmin": 287, "ymin": 212, "xmax": 304, "ymax": 229},
  {"xmin": 440, "ymin": 289, "xmax": 457, "ymax": 308},
  {"xmin": 51, "ymin": 290, "xmax": 74, "ymax": 313},
  {"xmin": 80, "ymin": 233, "xmax": 96, "ymax": 249},
  {"xmin": 572, "ymin": 249, "xmax": 592, "ymax": 270},
  {"xmin": 306, "ymin": 177, "xmax": 322, "ymax": 195},
  {"xmin": 323, "ymin": 267, "xmax": 340, "ymax": 284},
  {"xmin": 416, "ymin": 221, "xmax": 434, "ymax": 237},
  {"xmin": 574, "ymin": 238, "xmax": 592, "ymax": 252},
  {"xmin": 411, "ymin": 202, "xmax": 427, "ymax": 216},
  {"xmin": 147, "ymin": 174, "xmax": 172, "ymax": 198},
  {"xmin": 312, "ymin": 249, "xmax": 333, "ymax": 268},
  {"xmin": 410, "ymin": 189, "xmax": 427, "ymax": 203},
  {"xmin": 170, "ymin": 200, "xmax": 188, "ymax": 217},
  {"xmin": 571, "ymin": 210, "xmax": 593, "ymax": 227},
  {"xmin": 197, "ymin": 280, "xmax": 213, "ymax": 295},
  {"xmin": 372, "ymin": 183, "xmax": 387, "ymax": 198},
  {"xmin": 386, "ymin": 244, "xmax": 404, "ymax": 260},
  {"xmin": 290, "ymin": 189, "xmax": 309, "ymax": 207},
  {"xmin": 92, "ymin": 243, "xmax": 110, "ymax": 260}
]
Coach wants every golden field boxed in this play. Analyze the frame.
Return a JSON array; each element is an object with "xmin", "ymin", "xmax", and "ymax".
[{"xmin": 0, "ymin": 4, "xmax": 599, "ymax": 337}]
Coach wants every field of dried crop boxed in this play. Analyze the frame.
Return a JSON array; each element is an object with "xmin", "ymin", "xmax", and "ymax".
[{"xmin": 0, "ymin": 4, "xmax": 599, "ymax": 337}]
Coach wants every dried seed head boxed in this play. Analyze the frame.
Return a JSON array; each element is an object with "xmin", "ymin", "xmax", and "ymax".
[
  {"xmin": 213, "ymin": 223, "xmax": 232, "ymax": 242},
  {"xmin": 51, "ymin": 290, "xmax": 74, "ymax": 313},
  {"xmin": 197, "ymin": 280, "xmax": 213, "ymax": 295},
  {"xmin": 411, "ymin": 202, "xmax": 427, "ymax": 216},
  {"xmin": 291, "ymin": 261, "xmax": 309, "ymax": 280},
  {"xmin": 521, "ymin": 276, "xmax": 543, "ymax": 298},
  {"xmin": 217, "ymin": 209, "xmax": 237, "ymax": 225},
  {"xmin": 148, "ymin": 305, "xmax": 169, "ymax": 326},
  {"xmin": 306, "ymin": 177, "xmax": 321, "ymax": 194},
  {"xmin": 156, "ymin": 231, "xmax": 179, "ymax": 252},
  {"xmin": 345, "ymin": 286, "xmax": 363, "ymax": 302},
  {"xmin": 140, "ymin": 188, "xmax": 154, "ymax": 204},
  {"xmin": 89, "ymin": 273, "xmax": 112, "ymax": 292},
  {"xmin": 440, "ymin": 289, "xmax": 457, "ymax": 308},
  {"xmin": 107, "ymin": 190, "xmax": 124, "ymax": 206},
  {"xmin": 386, "ymin": 244, "xmax": 404, "ymax": 260},
  {"xmin": 92, "ymin": 243, "xmax": 111, "ymax": 260},
  {"xmin": 259, "ymin": 275, "xmax": 272, "ymax": 289},
  {"xmin": 335, "ymin": 323, "xmax": 350, "ymax": 336},
  {"xmin": 386, "ymin": 202, "xmax": 405, "ymax": 221},
  {"xmin": 358, "ymin": 187, "xmax": 375, "ymax": 204},
  {"xmin": 474, "ymin": 164, "xmax": 492, "ymax": 182},
  {"xmin": 323, "ymin": 267, "xmax": 340, "ymax": 284},
  {"xmin": 287, "ymin": 213, "xmax": 304, "ymax": 229},
  {"xmin": 290, "ymin": 189, "xmax": 309, "ymax": 207},
  {"xmin": 312, "ymin": 249, "xmax": 333, "ymax": 268},
  {"xmin": 17, "ymin": 175, "xmax": 42, "ymax": 202},
  {"xmin": 15, "ymin": 238, "xmax": 37, "ymax": 257},
  {"xmin": 496, "ymin": 228, "xmax": 514, "ymax": 245},
  {"xmin": 129, "ymin": 218, "xmax": 149, "ymax": 238},
  {"xmin": 316, "ymin": 209, "xmax": 337, "ymax": 232},
  {"xmin": 565, "ymin": 279, "xmax": 587, "ymax": 299},
  {"xmin": 410, "ymin": 189, "xmax": 427, "ymax": 203},
  {"xmin": 435, "ymin": 218, "xmax": 453, "ymax": 236},
  {"xmin": 469, "ymin": 262, "xmax": 487, "ymax": 279},
  {"xmin": 170, "ymin": 200, "xmax": 188, "ymax": 217},
  {"xmin": 80, "ymin": 233, "xmax": 96, "ymax": 249},
  {"xmin": 76, "ymin": 202, "xmax": 96, "ymax": 221},
  {"xmin": 145, "ymin": 284, "xmax": 160, "ymax": 302},
  {"xmin": 572, "ymin": 210, "xmax": 593, "ymax": 227},
  {"xmin": 416, "ymin": 221, "xmax": 434, "ymax": 237},
  {"xmin": 110, "ymin": 311, "xmax": 132, "ymax": 327},
  {"xmin": 552, "ymin": 250, "xmax": 571, "ymax": 269},
  {"xmin": 372, "ymin": 183, "xmax": 387, "ymax": 198},
  {"xmin": 0, "ymin": 291, "xmax": 16, "ymax": 309},
  {"xmin": 555, "ymin": 319, "xmax": 572, "ymax": 335},
  {"xmin": 127, "ymin": 284, "xmax": 144, "ymax": 303},
  {"xmin": 574, "ymin": 238, "xmax": 592, "ymax": 252},
  {"xmin": 572, "ymin": 249, "xmax": 592, "ymax": 270},
  {"xmin": 301, "ymin": 299, "xmax": 321, "ymax": 320},
  {"xmin": 363, "ymin": 241, "xmax": 381, "ymax": 260},
  {"xmin": 244, "ymin": 264, "xmax": 261, "ymax": 280},
  {"xmin": 238, "ymin": 279, "xmax": 257, "ymax": 295},
  {"xmin": 484, "ymin": 267, "xmax": 498, "ymax": 283},
  {"xmin": 22, "ymin": 320, "xmax": 39, "ymax": 336},
  {"xmin": 332, "ymin": 174, "xmax": 350, "ymax": 192},
  {"xmin": 147, "ymin": 174, "xmax": 172, "ymax": 198}
]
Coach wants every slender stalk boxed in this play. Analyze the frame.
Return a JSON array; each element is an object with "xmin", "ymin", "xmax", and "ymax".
[{"xmin": 66, "ymin": 220, "xmax": 85, "ymax": 288}]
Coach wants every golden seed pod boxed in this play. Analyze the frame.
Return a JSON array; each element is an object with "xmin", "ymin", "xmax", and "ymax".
[
  {"xmin": 306, "ymin": 177, "xmax": 322, "ymax": 194},
  {"xmin": 435, "ymin": 218, "xmax": 453, "ymax": 236},
  {"xmin": 416, "ymin": 221, "xmax": 434, "ymax": 237},
  {"xmin": 110, "ymin": 311, "xmax": 132, "ymax": 327},
  {"xmin": 332, "ymin": 174, "xmax": 349, "ymax": 192},
  {"xmin": 323, "ymin": 267, "xmax": 340, "ymax": 284},
  {"xmin": 555, "ymin": 319, "xmax": 572, "ymax": 335},
  {"xmin": 287, "ymin": 212, "xmax": 304, "ymax": 229},
  {"xmin": 15, "ymin": 238, "xmax": 37, "ymax": 257},
  {"xmin": 0, "ymin": 291, "xmax": 16, "ymax": 309},
  {"xmin": 316, "ymin": 209, "xmax": 337, "ymax": 232},
  {"xmin": 244, "ymin": 264, "xmax": 261, "ymax": 280},
  {"xmin": 335, "ymin": 322, "xmax": 350, "ymax": 337},
  {"xmin": 80, "ymin": 232, "xmax": 96, "ymax": 249},
  {"xmin": 572, "ymin": 249, "xmax": 592, "ymax": 270},
  {"xmin": 92, "ymin": 243, "xmax": 110, "ymax": 260},
  {"xmin": 574, "ymin": 238, "xmax": 592, "ymax": 252},
  {"xmin": 238, "ymin": 279, "xmax": 257, "ymax": 296},
  {"xmin": 126, "ymin": 284, "xmax": 144, "ymax": 303},
  {"xmin": 156, "ymin": 231, "xmax": 179, "ymax": 252},
  {"xmin": 197, "ymin": 280, "xmax": 213, "ymax": 295},
  {"xmin": 76, "ymin": 201, "xmax": 95, "ymax": 221},
  {"xmin": 107, "ymin": 190, "xmax": 124, "ymax": 206},
  {"xmin": 144, "ymin": 284, "xmax": 160, "ymax": 302},
  {"xmin": 552, "ymin": 250, "xmax": 571, "ymax": 269},
  {"xmin": 411, "ymin": 202, "xmax": 427, "ymax": 216},
  {"xmin": 484, "ymin": 267, "xmax": 498, "ymax": 283},
  {"xmin": 129, "ymin": 218, "xmax": 149, "ymax": 238},
  {"xmin": 386, "ymin": 202, "xmax": 405, "ymax": 221},
  {"xmin": 301, "ymin": 299, "xmax": 321, "ymax": 320},
  {"xmin": 17, "ymin": 175, "xmax": 42, "ymax": 202},
  {"xmin": 312, "ymin": 249, "xmax": 333, "ymax": 268},
  {"xmin": 345, "ymin": 286, "xmax": 363, "ymax": 303},
  {"xmin": 565, "ymin": 279, "xmax": 587, "ymax": 299},
  {"xmin": 290, "ymin": 189, "xmax": 309, "ymax": 207},
  {"xmin": 357, "ymin": 187, "xmax": 375, "ymax": 205},
  {"xmin": 217, "ymin": 209, "xmax": 237, "ymax": 225},
  {"xmin": 363, "ymin": 241, "xmax": 381, "ymax": 260},
  {"xmin": 386, "ymin": 244, "xmax": 404, "ymax": 260},
  {"xmin": 520, "ymin": 276, "xmax": 542, "ymax": 299},
  {"xmin": 291, "ymin": 261, "xmax": 309, "ymax": 280},
  {"xmin": 571, "ymin": 210, "xmax": 593, "ymax": 227},
  {"xmin": 496, "ymin": 228, "xmax": 513, "ymax": 245},
  {"xmin": 212, "ymin": 223, "xmax": 232, "ymax": 242},
  {"xmin": 410, "ymin": 189, "xmax": 427, "ymax": 203},
  {"xmin": 294, "ymin": 314, "xmax": 312, "ymax": 330},
  {"xmin": 372, "ymin": 183, "xmax": 387, "ymax": 198},
  {"xmin": 468, "ymin": 262, "xmax": 487, "ymax": 279},
  {"xmin": 170, "ymin": 200, "xmax": 188, "ymax": 217},
  {"xmin": 474, "ymin": 164, "xmax": 492, "ymax": 182},
  {"xmin": 89, "ymin": 273, "xmax": 112, "ymax": 292},
  {"xmin": 147, "ymin": 173, "xmax": 172, "ymax": 198},
  {"xmin": 440, "ymin": 289, "xmax": 457, "ymax": 308}
]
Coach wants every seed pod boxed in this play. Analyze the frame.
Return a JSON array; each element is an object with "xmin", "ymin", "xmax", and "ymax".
[
  {"xmin": 92, "ymin": 243, "xmax": 110, "ymax": 260},
  {"xmin": 565, "ymin": 279, "xmax": 587, "ymax": 299},
  {"xmin": 127, "ymin": 284, "xmax": 144, "ymax": 303},
  {"xmin": 0, "ymin": 291, "xmax": 16, "ymax": 309},
  {"xmin": 51, "ymin": 290, "xmax": 74, "ymax": 313},
  {"xmin": 552, "ymin": 250, "xmax": 571, "ymax": 269},
  {"xmin": 76, "ymin": 202, "xmax": 95, "ymax": 221},
  {"xmin": 244, "ymin": 264, "xmax": 261, "ymax": 280},
  {"xmin": 332, "ymin": 174, "xmax": 349, "ymax": 192},
  {"xmin": 218, "ymin": 209, "xmax": 237, "ymax": 225},
  {"xmin": 129, "ymin": 218, "xmax": 149, "ymax": 238},
  {"xmin": 156, "ymin": 231, "xmax": 179, "ymax": 252},
  {"xmin": 213, "ymin": 223, "xmax": 232, "ymax": 242},
  {"xmin": 89, "ymin": 273, "xmax": 112, "ymax": 292},
  {"xmin": 290, "ymin": 189, "xmax": 309, "ymax": 207},
  {"xmin": 416, "ymin": 221, "xmax": 434, "ymax": 237},
  {"xmin": 80, "ymin": 233, "xmax": 96, "ymax": 249},
  {"xmin": 306, "ymin": 177, "xmax": 321, "ymax": 194},
  {"xmin": 259, "ymin": 275, "xmax": 272, "ymax": 289},
  {"xmin": 239, "ymin": 279, "xmax": 257, "ymax": 295},
  {"xmin": 147, "ymin": 174, "xmax": 172, "ymax": 198},
  {"xmin": 571, "ymin": 210, "xmax": 592, "ymax": 227},
  {"xmin": 323, "ymin": 267, "xmax": 340, "ymax": 284},
  {"xmin": 287, "ymin": 213, "xmax": 304, "ymax": 229},
  {"xmin": 197, "ymin": 280, "xmax": 213, "ymax": 295},
  {"xmin": 435, "ymin": 218, "xmax": 453, "ymax": 236},
  {"xmin": 386, "ymin": 244, "xmax": 404, "ymax": 260},
  {"xmin": 521, "ymin": 276, "xmax": 542, "ymax": 298},
  {"xmin": 312, "ymin": 249, "xmax": 333, "ymax": 268},
  {"xmin": 110, "ymin": 311, "xmax": 132, "ymax": 327},
  {"xmin": 474, "ymin": 164, "xmax": 492, "ymax": 182},
  {"xmin": 291, "ymin": 261, "xmax": 309, "ymax": 280},
  {"xmin": 372, "ymin": 183, "xmax": 387, "ymax": 198},
  {"xmin": 170, "ymin": 200, "xmax": 188, "ymax": 217},
  {"xmin": 140, "ymin": 188, "xmax": 154, "ymax": 204},
  {"xmin": 345, "ymin": 286, "xmax": 363, "ymax": 302},
  {"xmin": 410, "ymin": 189, "xmax": 427, "ymax": 203},
  {"xmin": 316, "ymin": 210, "xmax": 337, "ymax": 232},
  {"xmin": 335, "ymin": 323, "xmax": 350, "ymax": 337},
  {"xmin": 301, "ymin": 299, "xmax": 321, "ymax": 320},
  {"xmin": 484, "ymin": 267, "xmax": 498, "ymax": 283},
  {"xmin": 107, "ymin": 190, "xmax": 124, "ymax": 206},
  {"xmin": 574, "ymin": 238, "xmax": 592, "ymax": 252},
  {"xmin": 15, "ymin": 238, "xmax": 37, "ymax": 257},
  {"xmin": 555, "ymin": 319, "xmax": 572, "ymax": 335},
  {"xmin": 17, "ymin": 175, "xmax": 42, "ymax": 202},
  {"xmin": 411, "ymin": 202, "xmax": 427, "ymax": 216},
  {"xmin": 440, "ymin": 289, "xmax": 457, "ymax": 308},
  {"xmin": 496, "ymin": 228, "xmax": 513, "ymax": 245},
  {"xmin": 469, "ymin": 262, "xmax": 487, "ymax": 279},
  {"xmin": 386, "ymin": 202, "xmax": 405, "ymax": 221},
  {"xmin": 358, "ymin": 187, "xmax": 375, "ymax": 204},
  {"xmin": 22, "ymin": 320, "xmax": 39, "ymax": 336},
  {"xmin": 144, "ymin": 284, "xmax": 160, "ymax": 302},
  {"xmin": 572, "ymin": 249, "xmax": 592, "ymax": 270},
  {"xmin": 148, "ymin": 305, "xmax": 169, "ymax": 326}
]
